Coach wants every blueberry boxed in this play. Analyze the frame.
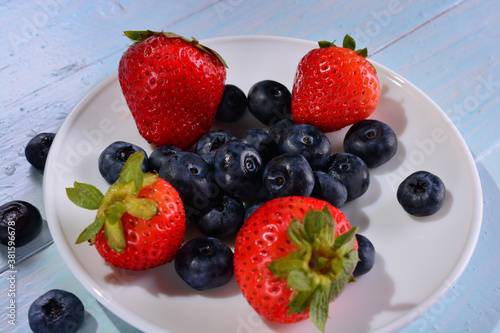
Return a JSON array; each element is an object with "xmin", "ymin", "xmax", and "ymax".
[
  {"xmin": 397, "ymin": 170, "xmax": 446, "ymax": 217},
  {"xmin": 247, "ymin": 80, "xmax": 292, "ymax": 126},
  {"xmin": 324, "ymin": 152, "xmax": 370, "ymax": 202},
  {"xmin": 174, "ymin": 237, "xmax": 234, "ymax": 290},
  {"xmin": 196, "ymin": 193, "xmax": 245, "ymax": 239},
  {"xmin": 28, "ymin": 289, "xmax": 85, "ymax": 333},
  {"xmin": 278, "ymin": 124, "xmax": 331, "ymax": 170},
  {"xmin": 311, "ymin": 171, "xmax": 348, "ymax": 208},
  {"xmin": 344, "ymin": 119, "xmax": 398, "ymax": 168},
  {"xmin": 353, "ymin": 234, "xmax": 375, "ymax": 277},
  {"xmin": 244, "ymin": 202, "xmax": 265, "ymax": 221},
  {"xmin": 149, "ymin": 145, "xmax": 182, "ymax": 172},
  {"xmin": 269, "ymin": 118, "xmax": 296, "ymax": 144},
  {"xmin": 0, "ymin": 200, "xmax": 43, "ymax": 247},
  {"xmin": 215, "ymin": 84, "xmax": 247, "ymax": 123},
  {"xmin": 25, "ymin": 132, "xmax": 56, "ymax": 172},
  {"xmin": 158, "ymin": 152, "xmax": 218, "ymax": 213},
  {"xmin": 98, "ymin": 141, "xmax": 149, "ymax": 184},
  {"xmin": 213, "ymin": 141, "xmax": 263, "ymax": 198},
  {"xmin": 239, "ymin": 128, "xmax": 278, "ymax": 166},
  {"xmin": 195, "ymin": 129, "xmax": 238, "ymax": 166},
  {"xmin": 261, "ymin": 153, "xmax": 315, "ymax": 200}
]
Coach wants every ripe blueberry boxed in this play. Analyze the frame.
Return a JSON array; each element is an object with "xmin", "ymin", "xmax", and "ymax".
[
  {"xmin": 397, "ymin": 170, "xmax": 446, "ymax": 217},
  {"xmin": 196, "ymin": 193, "xmax": 245, "ymax": 239},
  {"xmin": 261, "ymin": 153, "xmax": 315, "ymax": 200},
  {"xmin": 344, "ymin": 119, "xmax": 398, "ymax": 168},
  {"xmin": 28, "ymin": 289, "xmax": 85, "ymax": 333},
  {"xmin": 215, "ymin": 84, "xmax": 248, "ymax": 123},
  {"xmin": 311, "ymin": 171, "xmax": 348, "ymax": 208},
  {"xmin": 324, "ymin": 152, "xmax": 370, "ymax": 202},
  {"xmin": 98, "ymin": 141, "xmax": 149, "ymax": 184},
  {"xmin": 158, "ymin": 152, "xmax": 218, "ymax": 213},
  {"xmin": 247, "ymin": 80, "xmax": 292, "ymax": 126},
  {"xmin": 353, "ymin": 234, "xmax": 375, "ymax": 277},
  {"xmin": 148, "ymin": 145, "xmax": 182, "ymax": 172},
  {"xmin": 195, "ymin": 129, "xmax": 237, "ymax": 166},
  {"xmin": 278, "ymin": 124, "xmax": 331, "ymax": 170},
  {"xmin": 0, "ymin": 200, "xmax": 43, "ymax": 247},
  {"xmin": 174, "ymin": 237, "xmax": 234, "ymax": 290},
  {"xmin": 25, "ymin": 132, "xmax": 56, "ymax": 172},
  {"xmin": 213, "ymin": 141, "xmax": 263, "ymax": 198}
]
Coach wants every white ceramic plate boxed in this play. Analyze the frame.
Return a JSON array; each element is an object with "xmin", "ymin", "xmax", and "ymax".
[{"xmin": 44, "ymin": 36, "xmax": 482, "ymax": 333}]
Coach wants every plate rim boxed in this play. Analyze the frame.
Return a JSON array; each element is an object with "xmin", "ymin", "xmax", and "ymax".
[{"xmin": 43, "ymin": 34, "xmax": 483, "ymax": 333}]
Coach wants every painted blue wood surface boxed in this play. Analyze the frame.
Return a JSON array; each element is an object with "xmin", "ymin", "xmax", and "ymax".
[{"xmin": 1, "ymin": 0, "xmax": 499, "ymax": 332}]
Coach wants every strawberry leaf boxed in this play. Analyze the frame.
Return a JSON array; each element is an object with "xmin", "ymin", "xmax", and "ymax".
[
  {"xmin": 303, "ymin": 210, "xmax": 324, "ymax": 245},
  {"xmin": 287, "ymin": 270, "xmax": 313, "ymax": 291},
  {"xmin": 310, "ymin": 284, "xmax": 330, "ymax": 332},
  {"xmin": 124, "ymin": 198, "xmax": 158, "ymax": 220},
  {"xmin": 355, "ymin": 47, "xmax": 368, "ymax": 58},
  {"xmin": 288, "ymin": 289, "xmax": 313, "ymax": 315},
  {"xmin": 105, "ymin": 202, "xmax": 126, "ymax": 225},
  {"xmin": 342, "ymin": 34, "xmax": 356, "ymax": 51},
  {"xmin": 118, "ymin": 151, "xmax": 144, "ymax": 193},
  {"xmin": 104, "ymin": 202, "xmax": 127, "ymax": 253},
  {"xmin": 75, "ymin": 215, "xmax": 104, "ymax": 244},
  {"xmin": 268, "ymin": 257, "xmax": 305, "ymax": 279},
  {"xmin": 66, "ymin": 182, "xmax": 104, "ymax": 210}
]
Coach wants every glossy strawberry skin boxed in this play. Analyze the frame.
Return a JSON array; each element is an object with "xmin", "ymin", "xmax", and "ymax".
[
  {"xmin": 233, "ymin": 196, "xmax": 355, "ymax": 324},
  {"xmin": 94, "ymin": 178, "xmax": 185, "ymax": 271},
  {"xmin": 118, "ymin": 34, "xmax": 226, "ymax": 149},
  {"xmin": 291, "ymin": 46, "xmax": 380, "ymax": 132}
]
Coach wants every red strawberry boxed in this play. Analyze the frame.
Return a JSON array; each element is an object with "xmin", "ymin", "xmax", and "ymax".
[
  {"xmin": 118, "ymin": 31, "xmax": 227, "ymax": 150},
  {"xmin": 233, "ymin": 196, "xmax": 358, "ymax": 332},
  {"xmin": 67, "ymin": 152, "xmax": 186, "ymax": 270},
  {"xmin": 291, "ymin": 34, "xmax": 380, "ymax": 132}
]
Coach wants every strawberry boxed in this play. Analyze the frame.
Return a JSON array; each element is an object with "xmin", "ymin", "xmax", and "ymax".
[
  {"xmin": 291, "ymin": 34, "xmax": 381, "ymax": 132},
  {"xmin": 66, "ymin": 152, "xmax": 186, "ymax": 270},
  {"xmin": 118, "ymin": 31, "xmax": 227, "ymax": 150},
  {"xmin": 233, "ymin": 196, "xmax": 358, "ymax": 332}
]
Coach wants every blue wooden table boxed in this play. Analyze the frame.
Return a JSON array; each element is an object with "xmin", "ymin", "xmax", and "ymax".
[{"xmin": 1, "ymin": 1, "xmax": 499, "ymax": 332}]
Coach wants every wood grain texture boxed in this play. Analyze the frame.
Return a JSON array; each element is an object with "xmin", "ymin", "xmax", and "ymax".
[{"xmin": 1, "ymin": 0, "xmax": 498, "ymax": 332}]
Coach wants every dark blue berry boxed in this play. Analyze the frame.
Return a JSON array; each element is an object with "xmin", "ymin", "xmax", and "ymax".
[
  {"xmin": 28, "ymin": 289, "xmax": 85, "ymax": 333},
  {"xmin": 213, "ymin": 141, "xmax": 263, "ymax": 198},
  {"xmin": 25, "ymin": 133, "xmax": 56, "ymax": 172},
  {"xmin": 244, "ymin": 202, "xmax": 265, "ymax": 221},
  {"xmin": 158, "ymin": 152, "xmax": 218, "ymax": 213},
  {"xmin": 239, "ymin": 128, "xmax": 278, "ymax": 166},
  {"xmin": 98, "ymin": 141, "xmax": 149, "ymax": 184},
  {"xmin": 261, "ymin": 153, "xmax": 315, "ymax": 200},
  {"xmin": 269, "ymin": 118, "xmax": 296, "ymax": 144},
  {"xmin": 0, "ymin": 200, "xmax": 43, "ymax": 247},
  {"xmin": 353, "ymin": 234, "xmax": 375, "ymax": 277},
  {"xmin": 397, "ymin": 171, "xmax": 446, "ymax": 217},
  {"xmin": 215, "ymin": 84, "xmax": 247, "ymax": 123},
  {"xmin": 278, "ymin": 124, "xmax": 331, "ymax": 170},
  {"xmin": 174, "ymin": 237, "xmax": 234, "ymax": 290},
  {"xmin": 247, "ymin": 80, "xmax": 292, "ymax": 126},
  {"xmin": 344, "ymin": 119, "xmax": 398, "ymax": 168},
  {"xmin": 311, "ymin": 171, "xmax": 348, "ymax": 208},
  {"xmin": 149, "ymin": 145, "xmax": 182, "ymax": 172},
  {"xmin": 196, "ymin": 193, "xmax": 245, "ymax": 239},
  {"xmin": 324, "ymin": 152, "xmax": 370, "ymax": 202},
  {"xmin": 195, "ymin": 129, "xmax": 237, "ymax": 166}
]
